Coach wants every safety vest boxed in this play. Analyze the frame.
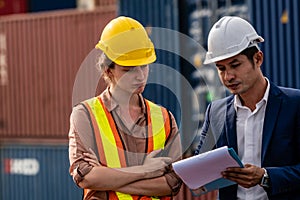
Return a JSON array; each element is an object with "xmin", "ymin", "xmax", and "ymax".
[{"xmin": 82, "ymin": 96, "xmax": 172, "ymax": 200}]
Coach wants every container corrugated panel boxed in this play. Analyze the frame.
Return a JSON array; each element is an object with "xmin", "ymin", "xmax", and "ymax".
[
  {"xmin": 96, "ymin": 0, "xmax": 117, "ymax": 7},
  {"xmin": 119, "ymin": 0, "xmax": 181, "ymax": 124},
  {"xmin": 0, "ymin": 7, "xmax": 117, "ymax": 139},
  {"xmin": 249, "ymin": 0, "xmax": 300, "ymax": 89},
  {"xmin": 186, "ymin": 0, "xmax": 248, "ymax": 51},
  {"xmin": 0, "ymin": 0, "xmax": 28, "ymax": 16},
  {"xmin": 0, "ymin": 143, "xmax": 82, "ymax": 200}
]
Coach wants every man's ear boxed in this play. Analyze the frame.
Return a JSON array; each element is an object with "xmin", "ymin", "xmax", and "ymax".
[{"xmin": 254, "ymin": 51, "xmax": 263, "ymax": 67}]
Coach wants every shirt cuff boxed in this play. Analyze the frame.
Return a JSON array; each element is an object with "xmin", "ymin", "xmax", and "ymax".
[
  {"xmin": 73, "ymin": 163, "xmax": 93, "ymax": 186},
  {"xmin": 164, "ymin": 170, "xmax": 183, "ymax": 196}
]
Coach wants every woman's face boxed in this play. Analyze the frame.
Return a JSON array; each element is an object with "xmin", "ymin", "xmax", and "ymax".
[{"xmin": 109, "ymin": 64, "xmax": 149, "ymax": 94}]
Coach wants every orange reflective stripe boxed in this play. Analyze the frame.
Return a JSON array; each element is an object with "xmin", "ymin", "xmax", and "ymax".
[
  {"xmin": 84, "ymin": 97, "xmax": 126, "ymax": 167},
  {"xmin": 161, "ymin": 107, "xmax": 171, "ymax": 140},
  {"xmin": 83, "ymin": 189, "xmax": 87, "ymax": 198},
  {"xmin": 145, "ymin": 100, "xmax": 169, "ymax": 152},
  {"xmin": 98, "ymin": 98, "xmax": 127, "ymax": 167},
  {"xmin": 108, "ymin": 191, "xmax": 120, "ymax": 200},
  {"xmin": 146, "ymin": 101, "xmax": 154, "ymax": 153},
  {"xmin": 83, "ymin": 100, "xmax": 107, "ymax": 164},
  {"xmin": 83, "ymin": 189, "xmax": 97, "ymax": 200}
]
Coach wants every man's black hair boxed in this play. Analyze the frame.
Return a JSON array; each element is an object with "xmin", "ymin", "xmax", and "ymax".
[{"xmin": 240, "ymin": 46, "xmax": 259, "ymax": 65}]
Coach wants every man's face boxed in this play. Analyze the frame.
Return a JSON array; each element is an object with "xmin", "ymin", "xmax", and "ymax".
[
  {"xmin": 215, "ymin": 52, "xmax": 262, "ymax": 95},
  {"xmin": 109, "ymin": 64, "xmax": 149, "ymax": 94}
]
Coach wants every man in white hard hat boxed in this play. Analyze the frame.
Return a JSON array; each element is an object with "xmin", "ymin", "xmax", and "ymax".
[{"xmin": 195, "ymin": 16, "xmax": 300, "ymax": 199}]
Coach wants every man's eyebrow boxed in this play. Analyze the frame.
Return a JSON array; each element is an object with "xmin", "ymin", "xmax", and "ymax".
[
  {"xmin": 229, "ymin": 59, "xmax": 240, "ymax": 65},
  {"xmin": 216, "ymin": 58, "xmax": 240, "ymax": 67}
]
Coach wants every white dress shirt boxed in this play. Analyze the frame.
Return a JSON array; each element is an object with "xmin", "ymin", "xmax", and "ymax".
[{"xmin": 234, "ymin": 78, "xmax": 270, "ymax": 200}]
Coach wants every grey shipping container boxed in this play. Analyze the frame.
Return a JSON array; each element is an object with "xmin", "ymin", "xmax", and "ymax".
[
  {"xmin": 0, "ymin": 7, "xmax": 117, "ymax": 139},
  {"xmin": 249, "ymin": 0, "xmax": 300, "ymax": 89},
  {"xmin": 0, "ymin": 142, "xmax": 82, "ymax": 200}
]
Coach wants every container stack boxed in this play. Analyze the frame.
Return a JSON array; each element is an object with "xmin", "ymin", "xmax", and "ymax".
[
  {"xmin": 1, "ymin": 0, "xmax": 300, "ymax": 199},
  {"xmin": 0, "ymin": 2, "xmax": 117, "ymax": 199}
]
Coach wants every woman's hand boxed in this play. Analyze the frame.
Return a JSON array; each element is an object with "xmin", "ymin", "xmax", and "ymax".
[
  {"xmin": 142, "ymin": 149, "xmax": 172, "ymax": 179},
  {"xmin": 83, "ymin": 148, "xmax": 172, "ymax": 179}
]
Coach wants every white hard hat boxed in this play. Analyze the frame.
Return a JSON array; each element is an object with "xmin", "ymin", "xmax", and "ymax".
[{"xmin": 204, "ymin": 16, "xmax": 264, "ymax": 64}]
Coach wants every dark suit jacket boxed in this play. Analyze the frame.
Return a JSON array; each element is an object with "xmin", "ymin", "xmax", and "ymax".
[{"xmin": 195, "ymin": 82, "xmax": 300, "ymax": 200}]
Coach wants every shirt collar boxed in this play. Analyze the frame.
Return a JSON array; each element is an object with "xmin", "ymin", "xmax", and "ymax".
[
  {"xmin": 234, "ymin": 77, "xmax": 270, "ymax": 111},
  {"xmin": 100, "ymin": 87, "xmax": 147, "ymax": 114}
]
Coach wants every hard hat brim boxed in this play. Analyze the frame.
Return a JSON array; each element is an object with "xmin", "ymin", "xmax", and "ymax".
[{"xmin": 113, "ymin": 53, "xmax": 156, "ymax": 66}]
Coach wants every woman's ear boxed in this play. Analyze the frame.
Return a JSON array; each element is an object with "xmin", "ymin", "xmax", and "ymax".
[
  {"xmin": 106, "ymin": 68, "xmax": 111, "ymax": 75},
  {"xmin": 106, "ymin": 68, "xmax": 114, "ymax": 82}
]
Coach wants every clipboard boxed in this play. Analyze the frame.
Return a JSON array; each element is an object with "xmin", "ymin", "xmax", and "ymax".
[{"xmin": 172, "ymin": 146, "xmax": 243, "ymax": 193}]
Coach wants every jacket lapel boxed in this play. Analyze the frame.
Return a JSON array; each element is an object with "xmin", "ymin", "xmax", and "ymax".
[
  {"xmin": 225, "ymin": 97, "xmax": 238, "ymax": 151},
  {"xmin": 261, "ymin": 83, "xmax": 282, "ymax": 162}
]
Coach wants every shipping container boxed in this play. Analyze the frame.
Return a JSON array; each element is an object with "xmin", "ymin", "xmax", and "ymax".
[
  {"xmin": 77, "ymin": 0, "xmax": 117, "ymax": 10},
  {"xmin": 0, "ymin": 142, "xmax": 82, "ymax": 200},
  {"xmin": 96, "ymin": 0, "xmax": 117, "ymax": 7},
  {"xmin": 119, "ymin": 1, "xmax": 218, "ymax": 199},
  {"xmin": 180, "ymin": 0, "xmax": 247, "ymax": 152},
  {"xmin": 249, "ymin": 0, "xmax": 300, "ymax": 89},
  {"xmin": 119, "ymin": 0, "xmax": 181, "ymax": 124},
  {"xmin": 118, "ymin": 0, "xmax": 196, "ymax": 156},
  {"xmin": 0, "ymin": 6, "xmax": 117, "ymax": 139},
  {"xmin": 0, "ymin": 0, "xmax": 27, "ymax": 16}
]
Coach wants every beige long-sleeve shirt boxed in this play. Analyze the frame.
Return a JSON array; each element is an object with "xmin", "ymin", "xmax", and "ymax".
[{"xmin": 68, "ymin": 88, "xmax": 182, "ymax": 199}]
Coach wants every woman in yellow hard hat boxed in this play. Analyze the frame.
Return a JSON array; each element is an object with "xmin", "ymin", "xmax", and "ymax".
[{"xmin": 68, "ymin": 16, "xmax": 182, "ymax": 200}]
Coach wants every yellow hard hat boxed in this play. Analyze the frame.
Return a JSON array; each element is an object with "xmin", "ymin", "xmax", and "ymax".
[{"xmin": 95, "ymin": 16, "xmax": 156, "ymax": 66}]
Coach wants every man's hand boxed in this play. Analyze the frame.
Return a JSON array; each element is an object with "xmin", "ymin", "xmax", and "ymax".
[{"xmin": 221, "ymin": 164, "xmax": 265, "ymax": 188}]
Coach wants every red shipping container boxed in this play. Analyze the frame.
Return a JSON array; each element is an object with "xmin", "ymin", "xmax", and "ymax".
[
  {"xmin": 0, "ymin": 0, "xmax": 27, "ymax": 16},
  {"xmin": 0, "ymin": 7, "xmax": 116, "ymax": 139},
  {"xmin": 96, "ymin": 0, "xmax": 116, "ymax": 7}
]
